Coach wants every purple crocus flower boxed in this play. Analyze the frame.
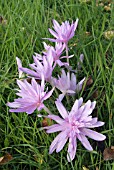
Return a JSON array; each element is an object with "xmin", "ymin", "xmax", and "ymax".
[
  {"xmin": 33, "ymin": 52, "xmax": 43, "ymax": 61},
  {"xmin": 7, "ymin": 78, "xmax": 54, "ymax": 114},
  {"xmin": 46, "ymin": 19, "xmax": 79, "ymax": 44},
  {"xmin": 41, "ymin": 98, "xmax": 106, "ymax": 162},
  {"xmin": 51, "ymin": 70, "xmax": 85, "ymax": 101},
  {"xmin": 43, "ymin": 42, "xmax": 73, "ymax": 67},
  {"xmin": 20, "ymin": 52, "xmax": 54, "ymax": 82},
  {"xmin": 65, "ymin": 54, "xmax": 84, "ymax": 73},
  {"xmin": 77, "ymin": 54, "xmax": 84, "ymax": 69}
]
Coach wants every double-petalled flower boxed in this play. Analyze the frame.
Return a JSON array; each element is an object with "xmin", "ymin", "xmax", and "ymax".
[
  {"xmin": 51, "ymin": 69, "xmax": 85, "ymax": 100},
  {"xmin": 7, "ymin": 78, "xmax": 54, "ymax": 114},
  {"xmin": 42, "ymin": 98, "xmax": 106, "ymax": 162},
  {"xmin": 19, "ymin": 52, "xmax": 54, "ymax": 82},
  {"xmin": 46, "ymin": 19, "xmax": 79, "ymax": 44},
  {"xmin": 43, "ymin": 42, "xmax": 71, "ymax": 67}
]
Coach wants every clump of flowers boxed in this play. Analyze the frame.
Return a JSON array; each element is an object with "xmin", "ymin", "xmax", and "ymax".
[{"xmin": 7, "ymin": 19, "xmax": 106, "ymax": 162}]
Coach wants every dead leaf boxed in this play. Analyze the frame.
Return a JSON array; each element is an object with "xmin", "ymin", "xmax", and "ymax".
[
  {"xmin": 85, "ymin": 32, "xmax": 91, "ymax": 36},
  {"xmin": 82, "ymin": 166, "xmax": 89, "ymax": 170},
  {"xmin": 103, "ymin": 146, "xmax": 114, "ymax": 160},
  {"xmin": 42, "ymin": 118, "xmax": 49, "ymax": 127},
  {"xmin": 104, "ymin": 31, "xmax": 114, "ymax": 40},
  {"xmin": 99, "ymin": 3, "xmax": 104, "ymax": 6},
  {"xmin": 34, "ymin": 154, "xmax": 43, "ymax": 164},
  {"xmin": 42, "ymin": 118, "xmax": 52, "ymax": 127},
  {"xmin": 109, "ymin": 112, "xmax": 112, "ymax": 119},
  {"xmin": 79, "ymin": 0, "xmax": 91, "ymax": 3},
  {"xmin": 0, "ymin": 157, "xmax": 4, "ymax": 162},
  {"xmin": 92, "ymin": 90, "xmax": 99, "ymax": 99},
  {"xmin": 86, "ymin": 76, "xmax": 93, "ymax": 86},
  {"xmin": 104, "ymin": 5, "xmax": 111, "ymax": 11},
  {"xmin": 96, "ymin": 167, "xmax": 99, "ymax": 170},
  {"xmin": 0, "ymin": 16, "xmax": 3, "ymax": 23},
  {"xmin": 0, "ymin": 16, "xmax": 7, "ymax": 25},
  {"xmin": 0, "ymin": 153, "xmax": 13, "ymax": 165}
]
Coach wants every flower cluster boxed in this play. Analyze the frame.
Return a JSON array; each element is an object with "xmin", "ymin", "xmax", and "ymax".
[{"xmin": 7, "ymin": 19, "xmax": 106, "ymax": 162}]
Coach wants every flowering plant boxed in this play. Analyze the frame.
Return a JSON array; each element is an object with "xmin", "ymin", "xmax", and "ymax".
[{"xmin": 7, "ymin": 19, "xmax": 106, "ymax": 162}]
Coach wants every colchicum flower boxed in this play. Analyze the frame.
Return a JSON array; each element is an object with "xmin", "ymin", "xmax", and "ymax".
[
  {"xmin": 65, "ymin": 53, "xmax": 84, "ymax": 73},
  {"xmin": 45, "ymin": 19, "xmax": 79, "ymax": 44},
  {"xmin": 51, "ymin": 69, "xmax": 85, "ymax": 101},
  {"xmin": 43, "ymin": 42, "xmax": 73, "ymax": 67},
  {"xmin": 42, "ymin": 98, "xmax": 106, "ymax": 162},
  {"xmin": 77, "ymin": 54, "xmax": 84, "ymax": 70},
  {"xmin": 7, "ymin": 78, "xmax": 54, "ymax": 114},
  {"xmin": 20, "ymin": 52, "xmax": 54, "ymax": 82}
]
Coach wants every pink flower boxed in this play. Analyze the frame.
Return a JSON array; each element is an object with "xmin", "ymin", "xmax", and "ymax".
[
  {"xmin": 65, "ymin": 54, "xmax": 84, "ymax": 73},
  {"xmin": 20, "ymin": 53, "xmax": 54, "ymax": 82},
  {"xmin": 42, "ymin": 98, "xmax": 106, "ymax": 162},
  {"xmin": 7, "ymin": 78, "xmax": 54, "ymax": 114},
  {"xmin": 77, "ymin": 54, "xmax": 84, "ymax": 69},
  {"xmin": 43, "ymin": 42, "xmax": 73, "ymax": 67},
  {"xmin": 51, "ymin": 70, "xmax": 85, "ymax": 101},
  {"xmin": 45, "ymin": 19, "xmax": 79, "ymax": 44}
]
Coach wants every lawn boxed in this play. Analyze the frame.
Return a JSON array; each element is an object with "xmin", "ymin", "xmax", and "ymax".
[{"xmin": 0, "ymin": 0, "xmax": 114, "ymax": 169}]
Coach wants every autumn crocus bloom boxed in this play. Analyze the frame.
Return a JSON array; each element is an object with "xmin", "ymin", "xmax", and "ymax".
[
  {"xmin": 51, "ymin": 70, "xmax": 85, "ymax": 100},
  {"xmin": 42, "ymin": 98, "xmax": 106, "ymax": 162},
  {"xmin": 7, "ymin": 78, "xmax": 54, "ymax": 114},
  {"xmin": 43, "ymin": 42, "xmax": 73, "ymax": 67},
  {"xmin": 46, "ymin": 19, "xmax": 79, "ymax": 44},
  {"xmin": 20, "ymin": 52, "xmax": 54, "ymax": 82}
]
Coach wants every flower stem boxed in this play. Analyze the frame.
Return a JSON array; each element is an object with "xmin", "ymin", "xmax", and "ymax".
[
  {"xmin": 65, "ymin": 43, "xmax": 70, "ymax": 104},
  {"xmin": 54, "ymin": 88, "xmax": 59, "ymax": 97},
  {"xmin": 65, "ymin": 43, "xmax": 69, "ymax": 65},
  {"xmin": 66, "ymin": 95, "xmax": 70, "ymax": 105},
  {"xmin": 43, "ymin": 105, "xmax": 52, "ymax": 115}
]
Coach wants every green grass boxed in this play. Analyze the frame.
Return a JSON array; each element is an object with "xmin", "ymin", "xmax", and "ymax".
[{"xmin": 0, "ymin": 0, "xmax": 114, "ymax": 169}]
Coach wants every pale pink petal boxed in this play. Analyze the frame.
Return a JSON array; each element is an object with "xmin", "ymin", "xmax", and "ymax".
[
  {"xmin": 49, "ymin": 131, "xmax": 67, "ymax": 154},
  {"xmin": 81, "ymin": 128, "xmax": 106, "ymax": 141},
  {"xmin": 56, "ymin": 136, "xmax": 68, "ymax": 153},
  {"xmin": 86, "ymin": 121, "xmax": 105, "ymax": 128},
  {"xmin": 58, "ymin": 94, "xmax": 65, "ymax": 101},
  {"xmin": 20, "ymin": 67, "xmax": 39, "ymax": 77},
  {"xmin": 42, "ymin": 87, "xmax": 54, "ymax": 101},
  {"xmin": 67, "ymin": 137, "xmax": 77, "ymax": 162},
  {"xmin": 46, "ymin": 124, "xmax": 64, "ymax": 133},
  {"xmin": 78, "ymin": 134, "xmax": 93, "ymax": 151},
  {"xmin": 49, "ymin": 28, "xmax": 59, "ymax": 38},
  {"xmin": 74, "ymin": 19, "xmax": 79, "ymax": 31},
  {"xmin": 91, "ymin": 101, "xmax": 96, "ymax": 110},
  {"xmin": 55, "ymin": 100, "xmax": 68, "ymax": 119},
  {"xmin": 76, "ymin": 77, "xmax": 85, "ymax": 91},
  {"xmin": 16, "ymin": 57, "xmax": 23, "ymax": 78},
  {"xmin": 70, "ymin": 98, "xmax": 83, "ymax": 116},
  {"xmin": 47, "ymin": 115, "xmax": 64, "ymax": 124}
]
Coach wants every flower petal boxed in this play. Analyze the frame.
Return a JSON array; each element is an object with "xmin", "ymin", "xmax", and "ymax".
[
  {"xmin": 47, "ymin": 114, "xmax": 64, "ymax": 124},
  {"xmin": 49, "ymin": 131, "xmax": 67, "ymax": 154},
  {"xmin": 70, "ymin": 98, "xmax": 83, "ymax": 116},
  {"xmin": 55, "ymin": 100, "xmax": 68, "ymax": 119},
  {"xmin": 42, "ymin": 87, "xmax": 54, "ymax": 101},
  {"xmin": 56, "ymin": 136, "xmax": 68, "ymax": 153},
  {"xmin": 49, "ymin": 28, "xmax": 58, "ymax": 39},
  {"xmin": 77, "ymin": 134, "xmax": 93, "ymax": 151},
  {"xmin": 81, "ymin": 128, "xmax": 106, "ymax": 141},
  {"xmin": 67, "ymin": 136, "xmax": 77, "ymax": 162}
]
